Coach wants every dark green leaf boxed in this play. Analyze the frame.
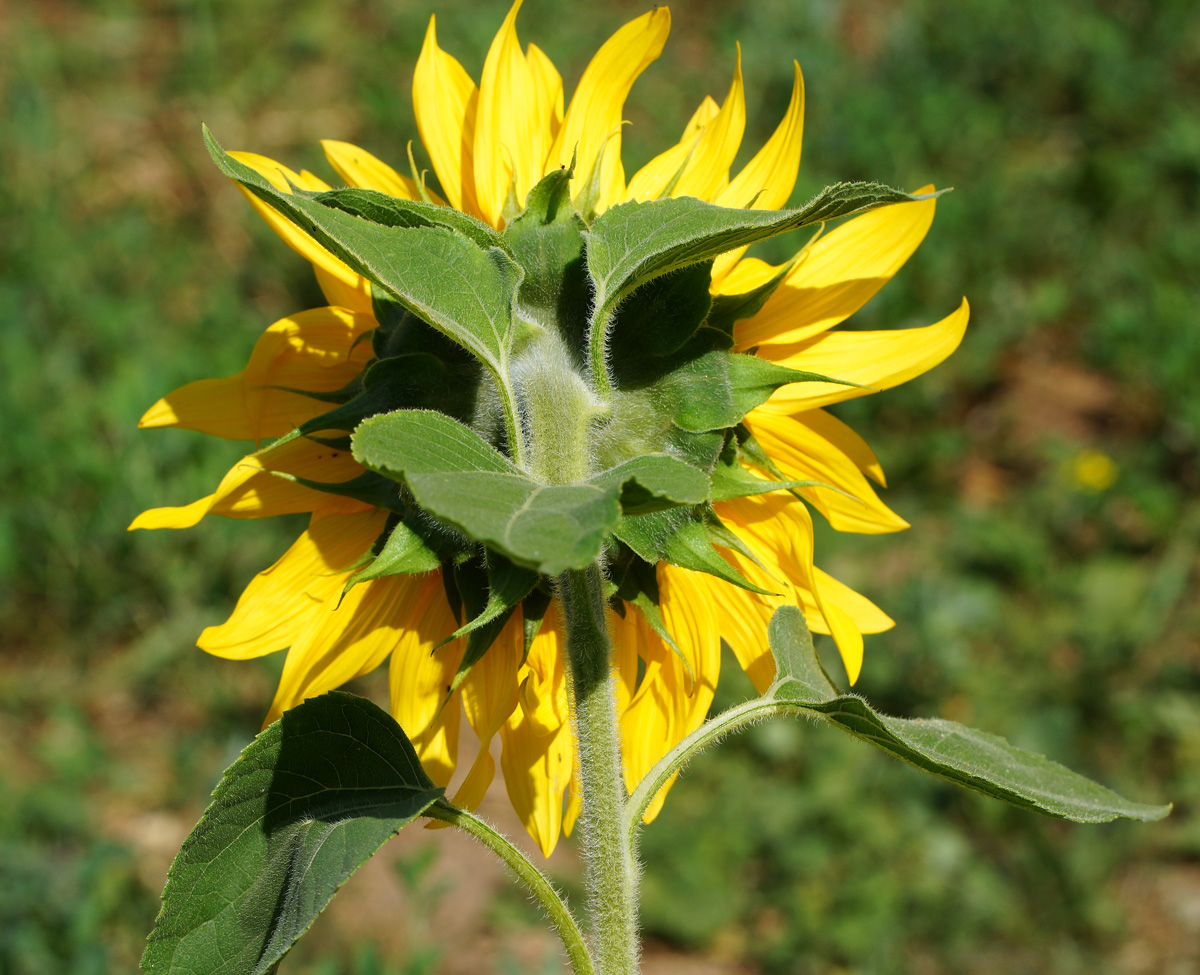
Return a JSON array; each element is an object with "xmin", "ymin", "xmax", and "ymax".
[
  {"xmin": 706, "ymin": 255, "xmax": 799, "ymax": 339},
  {"xmin": 344, "ymin": 518, "xmax": 442, "ymax": 594},
  {"xmin": 724, "ymin": 354, "xmax": 869, "ymax": 427},
  {"xmin": 585, "ymin": 183, "xmax": 936, "ymax": 332},
  {"xmin": 615, "ymin": 506, "xmax": 772, "ymax": 594},
  {"xmin": 205, "ymin": 127, "xmax": 522, "ymax": 382},
  {"xmin": 142, "ymin": 693, "xmax": 442, "ymax": 975},
  {"xmin": 609, "ymin": 261, "xmax": 714, "ymax": 358},
  {"xmin": 445, "ymin": 552, "xmax": 539, "ymax": 644},
  {"xmin": 766, "ymin": 607, "xmax": 1172, "ymax": 823}
]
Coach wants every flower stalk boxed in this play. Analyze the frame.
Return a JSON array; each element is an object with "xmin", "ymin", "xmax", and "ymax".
[{"xmin": 560, "ymin": 565, "xmax": 640, "ymax": 975}]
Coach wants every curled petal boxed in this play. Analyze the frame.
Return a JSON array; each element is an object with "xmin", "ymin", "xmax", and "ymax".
[
  {"xmin": 139, "ymin": 307, "xmax": 375, "ymax": 443},
  {"xmin": 735, "ymin": 191, "xmax": 939, "ymax": 349},
  {"xmin": 198, "ymin": 507, "xmax": 386, "ymax": 660},
  {"xmin": 549, "ymin": 7, "xmax": 671, "ymax": 209},
  {"xmin": 755, "ymin": 299, "xmax": 970, "ymax": 414}
]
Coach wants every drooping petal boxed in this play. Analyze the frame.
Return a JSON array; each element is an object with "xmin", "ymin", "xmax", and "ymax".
[
  {"xmin": 225, "ymin": 151, "xmax": 373, "ymax": 312},
  {"xmin": 734, "ymin": 190, "xmax": 939, "ymax": 349},
  {"xmin": 814, "ymin": 567, "xmax": 894, "ymax": 635},
  {"xmin": 389, "ymin": 573, "xmax": 465, "ymax": 788},
  {"xmin": 799, "ymin": 408, "xmax": 887, "ymax": 486},
  {"xmin": 499, "ymin": 605, "xmax": 574, "ymax": 856},
  {"xmin": 548, "ymin": 7, "xmax": 671, "ymax": 209},
  {"xmin": 321, "ymin": 139, "xmax": 424, "ymax": 200},
  {"xmin": 717, "ymin": 493, "xmax": 866, "ymax": 683},
  {"xmin": 753, "ymin": 299, "xmax": 970, "ymax": 414},
  {"xmin": 709, "ymin": 62, "xmax": 806, "ymax": 285},
  {"xmin": 658, "ymin": 563, "xmax": 722, "ymax": 731},
  {"xmin": 128, "ymin": 436, "xmax": 367, "ymax": 530},
  {"xmin": 413, "ymin": 15, "xmax": 479, "ymax": 214},
  {"xmin": 454, "ymin": 614, "xmax": 523, "ymax": 810},
  {"xmin": 264, "ymin": 573, "xmax": 429, "ymax": 725},
  {"xmin": 473, "ymin": 0, "xmax": 545, "ymax": 226},
  {"xmin": 139, "ymin": 307, "xmax": 375, "ymax": 443},
  {"xmin": 199, "ymin": 507, "xmax": 387, "ymax": 660},
  {"xmin": 745, "ymin": 411, "xmax": 909, "ymax": 534}
]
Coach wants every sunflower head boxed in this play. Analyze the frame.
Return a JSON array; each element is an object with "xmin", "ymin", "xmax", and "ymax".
[{"xmin": 134, "ymin": 2, "xmax": 967, "ymax": 854}]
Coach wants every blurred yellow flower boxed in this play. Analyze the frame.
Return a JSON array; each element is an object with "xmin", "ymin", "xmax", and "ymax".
[
  {"xmin": 1070, "ymin": 449, "xmax": 1118, "ymax": 492},
  {"xmin": 132, "ymin": 2, "xmax": 966, "ymax": 855}
]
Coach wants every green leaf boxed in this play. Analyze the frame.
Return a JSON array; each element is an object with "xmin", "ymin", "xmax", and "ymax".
[
  {"xmin": 299, "ymin": 353, "xmax": 481, "ymax": 435},
  {"xmin": 591, "ymin": 453, "xmax": 710, "ymax": 515},
  {"xmin": 709, "ymin": 439, "xmax": 819, "ymax": 501},
  {"xmin": 445, "ymin": 552, "xmax": 539, "ymax": 645},
  {"xmin": 344, "ymin": 518, "xmax": 442, "ymax": 594},
  {"xmin": 766, "ymin": 608, "xmax": 1171, "ymax": 823},
  {"xmin": 615, "ymin": 506, "xmax": 772, "ymax": 595},
  {"xmin": 504, "ymin": 169, "xmax": 591, "ymax": 358},
  {"xmin": 353, "ymin": 410, "xmax": 620, "ymax": 574},
  {"xmin": 585, "ymin": 182, "xmax": 935, "ymax": 333},
  {"xmin": 142, "ymin": 693, "xmax": 442, "ymax": 975},
  {"xmin": 204, "ymin": 127, "xmax": 522, "ymax": 385},
  {"xmin": 609, "ymin": 261, "xmax": 714, "ymax": 358},
  {"xmin": 724, "ymin": 353, "xmax": 869, "ymax": 427},
  {"xmin": 311, "ymin": 187, "xmax": 508, "ymax": 252},
  {"xmin": 706, "ymin": 253, "xmax": 802, "ymax": 340}
]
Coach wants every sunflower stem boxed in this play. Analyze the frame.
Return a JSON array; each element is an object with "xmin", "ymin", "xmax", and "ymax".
[
  {"xmin": 425, "ymin": 799, "xmax": 595, "ymax": 975},
  {"xmin": 560, "ymin": 564, "xmax": 640, "ymax": 975}
]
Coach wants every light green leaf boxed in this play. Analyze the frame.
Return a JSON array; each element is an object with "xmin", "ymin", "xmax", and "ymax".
[
  {"xmin": 723, "ymin": 354, "xmax": 869, "ymax": 427},
  {"xmin": 352, "ymin": 410, "xmax": 620, "ymax": 575},
  {"xmin": 312, "ymin": 187, "xmax": 508, "ymax": 252},
  {"xmin": 591, "ymin": 453, "xmax": 710, "ymax": 515},
  {"xmin": 764, "ymin": 608, "xmax": 1171, "ymax": 823},
  {"xmin": 445, "ymin": 553, "xmax": 539, "ymax": 645},
  {"xmin": 142, "ymin": 693, "xmax": 442, "ymax": 975},
  {"xmin": 204, "ymin": 127, "xmax": 521, "ymax": 387}
]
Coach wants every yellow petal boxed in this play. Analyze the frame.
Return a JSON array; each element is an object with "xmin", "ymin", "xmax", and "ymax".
[
  {"xmin": 800, "ymin": 408, "xmax": 887, "ymax": 486},
  {"xmin": 139, "ymin": 307, "xmax": 375, "ymax": 443},
  {"xmin": 455, "ymin": 614, "xmax": 523, "ymax": 807},
  {"xmin": 226, "ymin": 151, "xmax": 372, "ymax": 308},
  {"xmin": 814, "ymin": 567, "xmax": 894, "ymax": 635},
  {"xmin": 473, "ymin": 0, "xmax": 544, "ymax": 227},
  {"xmin": 321, "ymin": 139, "xmax": 425, "ymax": 200},
  {"xmin": 669, "ymin": 46, "xmax": 745, "ymax": 202},
  {"xmin": 717, "ymin": 493, "xmax": 866, "ymax": 682},
  {"xmin": 658, "ymin": 563, "xmax": 722, "ymax": 729},
  {"xmin": 413, "ymin": 15, "xmax": 479, "ymax": 214},
  {"xmin": 754, "ymin": 299, "xmax": 970, "ymax": 414},
  {"xmin": 735, "ymin": 190, "xmax": 939, "ymax": 349},
  {"xmin": 549, "ymin": 7, "xmax": 671, "ymax": 209},
  {"xmin": 711, "ymin": 255, "xmax": 780, "ymax": 296},
  {"xmin": 264, "ymin": 573, "xmax": 429, "ymax": 725},
  {"xmin": 313, "ymin": 264, "xmax": 373, "ymax": 315},
  {"xmin": 129, "ymin": 436, "xmax": 367, "ymax": 530},
  {"xmin": 624, "ymin": 97, "xmax": 719, "ymax": 203},
  {"xmin": 199, "ymin": 507, "xmax": 387, "ymax": 660},
  {"xmin": 744, "ymin": 411, "xmax": 909, "ymax": 534},
  {"xmin": 710, "ymin": 61, "xmax": 805, "ymax": 283},
  {"xmin": 499, "ymin": 605, "xmax": 573, "ymax": 856},
  {"xmin": 389, "ymin": 574, "xmax": 465, "ymax": 787},
  {"xmin": 526, "ymin": 42, "xmax": 564, "ymax": 143}
]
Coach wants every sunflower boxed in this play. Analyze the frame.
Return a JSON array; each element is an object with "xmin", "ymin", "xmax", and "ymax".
[{"xmin": 132, "ymin": 2, "xmax": 967, "ymax": 857}]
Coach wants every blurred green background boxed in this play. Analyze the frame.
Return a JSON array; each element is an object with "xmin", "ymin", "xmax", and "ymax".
[{"xmin": 3, "ymin": 0, "xmax": 1198, "ymax": 972}]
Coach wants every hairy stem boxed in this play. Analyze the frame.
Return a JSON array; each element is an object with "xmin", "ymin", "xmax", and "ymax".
[
  {"xmin": 426, "ymin": 799, "xmax": 595, "ymax": 975},
  {"xmin": 559, "ymin": 565, "xmax": 639, "ymax": 975}
]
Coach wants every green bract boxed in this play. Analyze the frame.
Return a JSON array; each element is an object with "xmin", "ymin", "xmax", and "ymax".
[{"xmin": 203, "ymin": 127, "xmax": 930, "ymax": 678}]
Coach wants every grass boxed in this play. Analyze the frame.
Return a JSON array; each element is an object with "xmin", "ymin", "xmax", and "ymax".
[{"xmin": 2, "ymin": 0, "xmax": 1198, "ymax": 972}]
